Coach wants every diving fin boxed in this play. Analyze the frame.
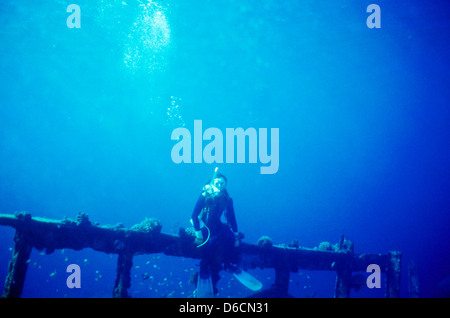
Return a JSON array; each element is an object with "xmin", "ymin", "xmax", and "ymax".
[
  {"xmin": 231, "ymin": 267, "xmax": 263, "ymax": 292},
  {"xmin": 196, "ymin": 273, "xmax": 214, "ymax": 298}
]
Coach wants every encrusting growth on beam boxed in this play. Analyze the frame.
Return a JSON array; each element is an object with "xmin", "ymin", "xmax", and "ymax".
[{"xmin": 0, "ymin": 212, "xmax": 406, "ymax": 298}]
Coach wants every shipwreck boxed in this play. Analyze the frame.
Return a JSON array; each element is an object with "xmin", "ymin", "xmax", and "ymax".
[{"xmin": 0, "ymin": 211, "xmax": 417, "ymax": 298}]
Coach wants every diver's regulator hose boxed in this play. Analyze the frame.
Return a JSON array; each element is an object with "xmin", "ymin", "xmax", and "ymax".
[
  {"xmin": 197, "ymin": 225, "xmax": 210, "ymax": 248},
  {"xmin": 195, "ymin": 167, "xmax": 217, "ymax": 248}
]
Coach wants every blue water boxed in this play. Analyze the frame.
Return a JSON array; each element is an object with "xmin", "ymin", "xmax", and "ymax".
[{"xmin": 1, "ymin": 0, "xmax": 449, "ymax": 298}]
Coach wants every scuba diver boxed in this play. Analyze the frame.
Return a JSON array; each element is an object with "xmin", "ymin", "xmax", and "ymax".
[{"xmin": 191, "ymin": 168, "xmax": 262, "ymax": 297}]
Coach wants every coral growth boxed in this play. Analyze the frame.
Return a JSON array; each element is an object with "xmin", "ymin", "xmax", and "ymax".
[
  {"xmin": 257, "ymin": 236, "xmax": 273, "ymax": 247},
  {"xmin": 131, "ymin": 217, "xmax": 162, "ymax": 233},
  {"xmin": 76, "ymin": 212, "xmax": 91, "ymax": 226},
  {"xmin": 317, "ymin": 241, "xmax": 339, "ymax": 252}
]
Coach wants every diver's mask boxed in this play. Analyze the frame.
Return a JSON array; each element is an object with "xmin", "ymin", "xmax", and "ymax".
[
  {"xmin": 211, "ymin": 177, "xmax": 226, "ymax": 192},
  {"xmin": 203, "ymin": 177, "xmax": 226, "ymax": 195},
  {"xmin": 202, "ymin": 168, "xmax": 227, "ymax": 197}
]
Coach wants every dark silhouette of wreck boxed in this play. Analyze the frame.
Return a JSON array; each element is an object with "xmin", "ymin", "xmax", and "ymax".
[{"xmin": 0, "ymin": 211, "xmax": 416, "ymax": 298}]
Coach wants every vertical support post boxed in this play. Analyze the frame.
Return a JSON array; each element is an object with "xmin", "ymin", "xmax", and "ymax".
[
  {"xmin": 334, "ymin": 235, "xmax": 354, "ymax": 298},
  {"xmin": 385, "ymin": 251, "xmax": 402, "ymax": 298},
  {"xmin": 271, "ymin": 247, "xmax": 292, "ymax": 296},
  {"xmin": 274, "ymin": 266, "xmax": 290, "ymax": 295},
  {"xmin": 408, "ymin": 260, "xmax": 419, "ymax": 298},
  {"xmin": 335, "ymin": 268, "xmax": 352, "ymax": 298},
  {"xmin": 113, "ymin": 253, "xmax": 133, "ymax": 298},
  {"xmin": 2, "ymin": 230, "xmax": 33, "ymax": 298}
]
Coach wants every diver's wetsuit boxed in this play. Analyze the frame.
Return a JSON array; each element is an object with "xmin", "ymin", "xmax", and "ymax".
[
  {"xmin": 192, "ymin": 189, "xmax": 237, "ymax": 234},
  {"xmin": 192, "ymin": 189, "xmax": 238, "ymax": 295}
]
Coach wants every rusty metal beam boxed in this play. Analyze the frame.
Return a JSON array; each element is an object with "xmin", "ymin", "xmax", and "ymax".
[{"xmin": 0, "ymin": 212, "xmax": 402, "ymax": 298}]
